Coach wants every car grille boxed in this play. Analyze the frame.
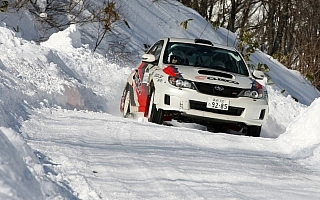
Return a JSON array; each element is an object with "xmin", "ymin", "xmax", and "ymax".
[
  {"xmin": 189, "ymin": 100, "xmax": 244, "ymax": 116},
  {"xmin": 193, "ymin": 82, "xmax": 243, "ymax": 98}
]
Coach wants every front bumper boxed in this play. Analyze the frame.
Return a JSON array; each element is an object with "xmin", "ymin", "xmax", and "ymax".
[{"xmin": 153, "ymin": 85, "xmax": 268, "ymax": 126}]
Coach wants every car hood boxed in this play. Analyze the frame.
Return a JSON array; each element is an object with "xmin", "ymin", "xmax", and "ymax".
[{"xmin": 176, "ymin": 66, "xmax": 253, "ymax": 88}]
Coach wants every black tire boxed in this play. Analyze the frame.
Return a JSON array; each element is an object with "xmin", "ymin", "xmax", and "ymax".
[
  {"xmin": 123, "ymin": 90, "xmax": 131, "ymax": 118},
  {"xmin": 147, "ymin": 90, "xmax": 164, "ymax": 124},
  {"xmin": 245, "ymin": 125, "xmax": 261, "ymax": 137}
]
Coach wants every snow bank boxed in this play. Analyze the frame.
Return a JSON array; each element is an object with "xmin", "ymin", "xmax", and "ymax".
[
  {"xmin": 0, "ymin": 128, "xmax": 44, "ymax": 200},
  {"xmin": 261, "ymin": 86, "xmax": 307, "ymax": 138},
  {"xmin": 41, "ymin": 24, "xmax": 132, "ymax": 115},
  {"xmin": 276, "ymin": 98, "xmax": 320, "ymax": 160},
  {"xmin": 0, "ymin": 25, "xmax": 68, "ymax": 95},
  {"xmin": 41, "ymin": 24, "xmax": 82, "ymax": 52}
]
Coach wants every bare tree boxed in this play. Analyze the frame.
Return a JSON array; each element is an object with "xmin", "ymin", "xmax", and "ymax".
[{"xmin": 9, "ymin": 0, "xmax": 130, "ymax": 58}]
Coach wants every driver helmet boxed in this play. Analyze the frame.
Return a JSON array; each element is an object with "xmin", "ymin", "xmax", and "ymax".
[{"xmin": 168, "ymin": 49, "xmax": 186, "ymax": 64}]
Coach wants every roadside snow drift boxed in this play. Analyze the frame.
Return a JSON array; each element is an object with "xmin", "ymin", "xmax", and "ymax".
[{"xmin": 277, "ymin": 98, "xmax": 320, "ymax": 159}]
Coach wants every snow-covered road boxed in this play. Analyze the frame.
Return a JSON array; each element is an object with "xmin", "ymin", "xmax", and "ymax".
[{"xmin": 21, "ymin": 108, "xmax": 320, "ymax": 200}]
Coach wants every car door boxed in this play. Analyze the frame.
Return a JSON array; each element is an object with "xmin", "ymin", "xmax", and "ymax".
[{"xmin": 132, "ymin": 40, "xmax": 164, "ymax": 115}]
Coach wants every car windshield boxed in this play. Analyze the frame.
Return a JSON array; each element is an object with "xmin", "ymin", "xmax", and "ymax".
[{"xmin": 163, "ymin": 42, "xmax": 249, "ymax": 76}]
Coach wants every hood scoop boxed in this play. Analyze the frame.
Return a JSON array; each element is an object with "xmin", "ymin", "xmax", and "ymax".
[{"xmin": 198, "ymin": 70, "xmax": 233, "ymax": 79}]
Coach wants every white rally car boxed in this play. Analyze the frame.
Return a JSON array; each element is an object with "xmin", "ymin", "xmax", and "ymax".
[{"xmin": 120, "ymin": 38, "xmax": 268, "ymax": 137}]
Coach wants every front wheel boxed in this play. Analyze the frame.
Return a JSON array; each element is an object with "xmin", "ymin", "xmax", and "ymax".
[
  {"xmin": 147, "ymin": 90, "xmax": 164, "ymax": 124},
  {"xmin": 244, "ymin": 125, "xmax": 261, "ymax": 137}
]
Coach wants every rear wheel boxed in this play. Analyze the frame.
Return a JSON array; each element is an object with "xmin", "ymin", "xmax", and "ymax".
[
  {"xmin": 244, "ymin": 125, "xmax": 261, "ymax": 137},
  {"xmin": 147, "ymin": 90, "xmax": 164, "ymax": 124},
  {"xmin": 123, "ymin": 90, "xmax": 131, "ymax": 118}
]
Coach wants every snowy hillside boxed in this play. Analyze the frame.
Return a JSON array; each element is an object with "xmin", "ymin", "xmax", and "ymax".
[{"xmin": 1, "ymin": 0, "xmax": 320, "ymax": 199}]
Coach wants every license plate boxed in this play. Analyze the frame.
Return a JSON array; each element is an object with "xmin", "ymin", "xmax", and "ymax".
[{"xmin": 207, "ymin": 97, "xmax": 229, "ymax": 110}]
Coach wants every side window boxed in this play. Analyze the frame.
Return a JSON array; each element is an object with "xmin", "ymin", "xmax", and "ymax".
[
  {"xmin": 147, "ymin": 43, "xmax": 158, "ymax": 54},
  {"xmin": 153, "ymin": 41, "xmax": 163, "ymax": 61},
  {"xmin": 147, "ymin": 40, "xmax": 164, "ymax": 61}
]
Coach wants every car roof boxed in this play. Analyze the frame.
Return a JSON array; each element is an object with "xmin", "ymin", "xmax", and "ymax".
[{"xmin": 162, "ymin": 37, "xmax": 238, "ymax": 52}]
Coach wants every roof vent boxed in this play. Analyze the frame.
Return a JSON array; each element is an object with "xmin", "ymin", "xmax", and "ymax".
[{"xmin": 194, "ymin": 39, "xmax": 213, "ymax": 46}]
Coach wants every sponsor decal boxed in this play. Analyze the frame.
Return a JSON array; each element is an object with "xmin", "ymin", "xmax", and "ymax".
[
  {"xmin": 154, "ymin": 73, "xmax": 163, "ymax": 78},
  {"xmin": 207, "ymin": 77, "xmax": 239, "ymax": 84},
  {"xmin": 154, "ymin": 73, "xmax": 164, "ymax": 83},
  {"xmin": 195, "ymin": 75, "xmax": 239, "ymax": 84},
  {"xmin": 195, "ymin": 76, "xmax": 207, "ymax": 80},
  {"xmin": 142, "ymin": 68, "xmax": 149, "ymax": 83},
  {"xmin": 134, "ymin": 70, "xmax": 142, "ymax": 94}
]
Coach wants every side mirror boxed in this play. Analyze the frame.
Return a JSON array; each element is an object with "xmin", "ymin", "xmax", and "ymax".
[
  {"xmin": 142, "ymin": 54, "xmax": 156, "ymax": 63},
  {"xmin": 252, "ymin": 70, "xmax": 265, "ymax": 80}
]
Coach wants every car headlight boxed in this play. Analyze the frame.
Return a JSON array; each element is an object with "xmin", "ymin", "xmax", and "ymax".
[
  {"xmin": 240, "ymin": 80, "xmax": 264, "ymax": 99},
  {"xmin": 168, "ymin": 76, "xmax": 194, "ymax": 89},
  {"xmin": 243, "ymin": 90, "xmax": 262, "ymax": 98},
  {"xmin": 163, "ymin": 65, "xmax": 195, "ymax": 89}
]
